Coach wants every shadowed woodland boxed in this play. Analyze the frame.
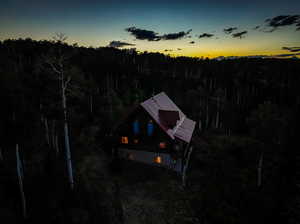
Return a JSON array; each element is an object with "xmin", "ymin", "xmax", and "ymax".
[{"xmin": 0, "ymin": 37, "xmax": 300, "ymax": 224}]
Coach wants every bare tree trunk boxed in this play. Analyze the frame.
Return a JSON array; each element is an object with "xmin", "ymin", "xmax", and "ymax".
[
  {"xmin": 62, "ymin": 76, "xmax": 74, "ymax": 190},
  {"xmin": 258, "ymin": 151, "xmax": 264, "ymax": 187},
  {"xmin": 16, "ymin": 144, "xmax": 26, "ymax": 218},
  {"xmin": 45, "ymin": 118, "xmax": 50, "ymax": 146},
  {"xmin": 226, "ymin": 128, "xmax": 231, "ymax": 136},
  {"xmin": 52, "ymin": 120, "xmax": 56, "ymax": 149},
  {"xmin": 44, "ymin": 33, "xmax": 74, "ymax": 189},
  {"xmin": 182, "ymin": 146, "xmax": 193, "ymax": 187},
  {"xmin": 198, "ymin": 120, "xmax": 202, "ymax": 132},
  {"xmin": 40, "ymin": 103, "xmax": 44, "ymax": 123},
  {"xmin": 55, "ymin": 135, "xmax": 59, "ymax": 154}
]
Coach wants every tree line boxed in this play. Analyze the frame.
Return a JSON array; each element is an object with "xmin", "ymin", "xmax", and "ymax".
[{"xmin": 0, "ymin": 36, "xmax": 299, "ymax": 224}]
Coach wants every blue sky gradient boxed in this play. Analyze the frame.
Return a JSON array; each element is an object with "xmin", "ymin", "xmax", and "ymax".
[{"xmin": 1, "ymin": 0, "xmax": 300, "ymax": 57}]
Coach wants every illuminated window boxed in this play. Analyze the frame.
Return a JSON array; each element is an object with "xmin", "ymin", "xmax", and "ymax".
[
  {"xmin": 159, "ymin": 142, "xmax": 167, "ymax": 149},
  {"xmin": 147, "ymin": 120, "xmax": 154, "ymax": 136},
  {"xmin": 121, "ymin": 136, "xmax": 128, "ymax": 144},
  {"xmin": 133, "ymin": 139, "xmax": 139, "ymax": 144},
  {"xmin": 154, "ymin": 156, "xmax": 162, "ymax": 164}
]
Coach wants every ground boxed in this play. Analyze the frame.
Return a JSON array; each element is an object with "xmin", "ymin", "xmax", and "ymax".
[{"xmin": 78, "ymin": 150, "xmax": 198, "ymax": 224}]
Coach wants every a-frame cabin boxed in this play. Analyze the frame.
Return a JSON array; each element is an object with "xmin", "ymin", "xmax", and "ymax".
[{"xmin": 112, "ymin": 92, "xmax": 196, "ymax": 183}]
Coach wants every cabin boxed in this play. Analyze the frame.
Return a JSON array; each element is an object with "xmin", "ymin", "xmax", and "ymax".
[{"xmin": 112, "ymin": 92, "xmax": 196, "ymax": 183}]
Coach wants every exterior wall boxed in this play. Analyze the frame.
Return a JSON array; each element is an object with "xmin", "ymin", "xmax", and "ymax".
[{"xmin": 118, "ymin": 148, "xmax": 183, "ymax": 173}]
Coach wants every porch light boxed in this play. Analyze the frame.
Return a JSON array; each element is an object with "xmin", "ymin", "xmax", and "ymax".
[{"xmin": 154, "ymin": 156, "xmax": 162, "ymax": 164}]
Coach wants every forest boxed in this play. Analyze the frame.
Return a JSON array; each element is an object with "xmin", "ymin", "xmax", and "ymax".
[{"xmin": 0, "ymin": 37, "xmax": 300, "ymax": 224}]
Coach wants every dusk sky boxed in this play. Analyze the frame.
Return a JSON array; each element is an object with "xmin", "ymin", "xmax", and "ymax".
[{"xmin": 1, "ymin": 0, "xmax": 300, "ymax": 58}]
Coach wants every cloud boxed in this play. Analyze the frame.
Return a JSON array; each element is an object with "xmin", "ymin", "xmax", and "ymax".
[
  {"xmin": 282, "ymin": 47, "xmax": 300, "ymax": 52},
  {"xmin": 177, "ymin": 48, "xmax": 182, "ymax": 50},
  {"xmin": 198, "ymin": 33, "xmax": 214, "ymax": 38},
  {"xmin": 107, "ymin": 40, "xmax": 135, "ymax": 48},
  {"xmin": 164, "ymin": 49, "xmax": 173, "ymax": 52},
  {"xmin": 213, "ymin": 53, "xmax": 300, "ymax": 60},
  {"xmin": 264, "ymin": 15, "xmax": 300, "ymax": 32},
  {"xmin": 223, "ymin": 27, "xmax": 238, "ymax": 34},
  {"xmin": 125, "ymin": 27, "xmax": 192, "ymax": 41},
  {"xmin": 232, "ymin": 31, "xmax": 248, "ymax": 38},
  {"xmin": 253, "ymin": 26, "xmax": 260, "ymax": 30},
  {"xmin": 189, "ymin": 41, "xmax": 195, "ymax": 44},
  {"xmin": 125, "ymin": 27, "xmax": 161, "ymax": 41},
  {"xmin": 274, "ymin": 52, "xmax": 300, "ymax": 57},
  {"xmin": 161, "ymin": 29, "xmax": 192, "ymax": 40}
]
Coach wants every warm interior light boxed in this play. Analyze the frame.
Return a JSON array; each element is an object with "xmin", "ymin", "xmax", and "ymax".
[
  {"xmin": 154, "ymin": 156, "xmax": 162, "ymax": 164},
  {"xmin": 159, "ymin": 142, "xmax": 166, "ymax": 149},
  {"xmin": 121, "ymin": 136, "xmax": 128, "ymax": 144},
  {"xmin": 133, "ymin": 139, "xmax": 139, "ymax": 144}
]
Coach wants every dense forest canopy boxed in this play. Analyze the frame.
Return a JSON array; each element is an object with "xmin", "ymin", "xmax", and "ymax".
[{"xmin": 0, "ymin": 38, "xmax": 299, "ymax": 224}]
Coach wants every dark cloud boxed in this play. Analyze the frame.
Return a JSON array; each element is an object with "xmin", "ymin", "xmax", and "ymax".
[
  {"xmin": 107, "ymin": 40, "xmax": 135, "ymax": 48},
  {"xmin": 164, "ymin": 49, "xmax": 173, "ymax": 52},
  {"xmin": 213, "ymin": 53, "xmax": 300, "ymax": 60},
  {"xmin": 259, "ymin": 52, "xmax": 300, "ymax": 58},
  {"xmin": 125, "ymin": 27, "xmax": 160, "ymax": 41},
  {"xmin": 232, "ymin": 31, "xmax": 248, "ymax": 38},
  {"xmin": 189, "ymin": 41, "xmax": 195, "ymax": 44},
  {"xmin": 223, "ymin": 27, "xmax": 238, "ymax": 34},
  {"xmin": 198, "ymin": 33, "xmax": 214, "ymax": 38},
  {"xmin": 264, "ymin": 15, "xmax": 300, "ymax": 32},
  {"xmin": 177, "ymin": 48, "xmax": 182, "ymax": 50},
  {"xmin": 253, "ymin": 26, "xmax": 260, "ymax": 30},
  {"xmin": 282, "ymin": 47, "xmax": 300, "ymax": 52},
  {"xmin": 125, "ymin": 27, "xmax": 192, "ymax": 41},
  {"xmin": 274, "ymin": 52, "xmax": 300, "ymax": 57},
  {"xmin": 161, "ymin": 29, "xmax": 192, "ymax": 40}
]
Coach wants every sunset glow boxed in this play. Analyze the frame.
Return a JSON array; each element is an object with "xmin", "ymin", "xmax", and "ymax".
[{"xmin": 1, "ymin": 0, "xmax": 300, "ymax": 58}]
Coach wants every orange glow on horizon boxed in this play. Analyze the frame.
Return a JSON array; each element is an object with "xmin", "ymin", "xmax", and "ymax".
[{"xmin": 158, "ymin": 49, "xmax": 295, "ymax": 59}]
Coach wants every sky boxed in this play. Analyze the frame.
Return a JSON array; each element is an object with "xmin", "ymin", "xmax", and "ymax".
[{"xmin": 1, "ymin": 0, "xmax": 300, "ymax": 58}]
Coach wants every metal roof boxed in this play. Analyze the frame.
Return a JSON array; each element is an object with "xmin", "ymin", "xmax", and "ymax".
[{"xmin": 140, "ymin": 92, "xmax": 196, "ymax": 143}]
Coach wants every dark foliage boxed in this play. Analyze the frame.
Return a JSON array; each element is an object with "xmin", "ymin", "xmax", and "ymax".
[{"xmin": 0, "ymin": 38, "xmax": 299, "ymax": 224}]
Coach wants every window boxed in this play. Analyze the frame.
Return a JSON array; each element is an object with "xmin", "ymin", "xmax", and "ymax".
[
  {"xmin": 159, "ymin": 142, "xmax": 167, "ymax": 149},
  {"xmin": 121, "ymin": 136, "xmax": 128, "ymax": 144}
]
